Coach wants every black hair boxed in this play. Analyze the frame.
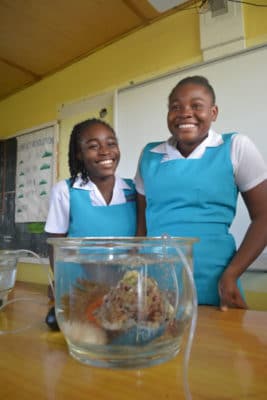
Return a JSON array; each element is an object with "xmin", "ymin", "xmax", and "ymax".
[
  {"xmin": 168, "ymin": 75, "xmax": 216, "ymax": 105},
  {"xmin": 68, "ymin": 118, "xmax": 116, "ymax": 186}
]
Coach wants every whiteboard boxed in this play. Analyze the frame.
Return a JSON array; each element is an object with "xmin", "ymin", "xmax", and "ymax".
[{"xmin": 116, "ymin": 45, "xmax": 267, "ymax": 250}]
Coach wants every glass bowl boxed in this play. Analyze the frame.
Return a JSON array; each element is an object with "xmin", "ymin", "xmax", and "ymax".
[{"xmin": 47, "ymin": 236, "xmax": 198, "ymax": 369}]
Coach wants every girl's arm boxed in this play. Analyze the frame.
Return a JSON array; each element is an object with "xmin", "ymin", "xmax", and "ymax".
[
  {"xmin": 219, "ymin": 179, "xmax": 267, "ymax": 310},
  {"xmin": 136, "ymin": 193, "xmax": 147, "ymax": 236}
]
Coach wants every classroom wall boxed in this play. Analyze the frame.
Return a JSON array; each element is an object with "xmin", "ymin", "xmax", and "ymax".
[
  {"xmin": 1, "ymin": 5, "xmax": 267, "ymax": 285},
  {"xmin": 0, "ymin": 9, "xmax": 200, "ymax": 140}
]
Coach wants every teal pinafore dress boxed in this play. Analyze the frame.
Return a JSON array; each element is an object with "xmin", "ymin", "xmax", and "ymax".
[
  {"xmin": 140, "ymin": 133, "xmax": 243, "ymax": 306},
  {"xmin": 67, "ymin": 178, "xmax": 136, "ymax": 237}
]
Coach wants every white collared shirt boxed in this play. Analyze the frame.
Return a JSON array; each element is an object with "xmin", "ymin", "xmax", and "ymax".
[
  {"xmin": 45, "ymin": 175, "xmax": 131, "ymax": 234},
  {"xmin": 135, "ymin": 129, "xmax": 267, "ymax": 195}
]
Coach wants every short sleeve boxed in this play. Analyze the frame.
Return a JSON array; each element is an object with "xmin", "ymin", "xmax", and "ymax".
[
  {"xmin": 44, "ymin": 180, "xmax": 70, "ymax": 234},
  {"xmin": 231, "ymin": 134, "xmax": 267, "ymax": 192}
]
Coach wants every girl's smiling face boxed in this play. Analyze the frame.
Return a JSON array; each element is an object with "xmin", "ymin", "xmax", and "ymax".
[
  {"xmin": 167, "ymin": 82, "xmax": 218, "ymax": 156},
  {"xmin": 77, "ymin": 123, "xmax": 120, "ymax": 181}
]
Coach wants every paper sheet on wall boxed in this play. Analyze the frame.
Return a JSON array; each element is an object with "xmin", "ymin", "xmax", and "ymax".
[{"xmin": 15, "ymin": 127, "xmax": 55, "ymax": 222}]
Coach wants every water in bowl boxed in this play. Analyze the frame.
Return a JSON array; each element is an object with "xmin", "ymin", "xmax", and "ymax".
[{"xmin": 52, "ymin": 239, "xmax": 196, "ymax": 369}]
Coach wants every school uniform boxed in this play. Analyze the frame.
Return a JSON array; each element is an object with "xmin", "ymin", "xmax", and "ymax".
[
  {"xmin": 136, "ymin": 130, "xmax": 267, "ymax": 306},
  {"xmin": 45, "ymin": 175, "xmax": 137, "ymax": 236}
]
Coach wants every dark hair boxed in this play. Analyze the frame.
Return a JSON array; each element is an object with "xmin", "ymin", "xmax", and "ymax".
[
  {"xmin": 168, "ymin": 75, "xmax": 216, "ymax": 105},
  {"xmin": 68, "ymin": 118, "xmax": 116, "ymax": 186}
]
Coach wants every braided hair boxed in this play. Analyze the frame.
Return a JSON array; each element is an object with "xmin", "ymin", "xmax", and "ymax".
[
  {"xmin": 168, "ymin": 76, "xmax": 216, "ymax": 105},
  {"xmin": 68, "ymin": 118, "xmax": 116, "ymax": 186}
]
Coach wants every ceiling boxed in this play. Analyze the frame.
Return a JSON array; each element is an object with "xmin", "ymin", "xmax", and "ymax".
[{"xmin": 0, "ymin": 0, "xmax": 188, "ymax": 102}]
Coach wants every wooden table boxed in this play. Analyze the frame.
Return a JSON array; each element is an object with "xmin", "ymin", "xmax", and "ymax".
[{"xmin": 0, "ymin": 282, "xmax": 266, "ymax": 400}]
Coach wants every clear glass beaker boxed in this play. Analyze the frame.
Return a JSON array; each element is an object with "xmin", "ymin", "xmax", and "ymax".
[
  {"xmin": 48, "ymin": 236, "xmax": 198, "ymax": 370},
  {"xmin": 0, "ymin": 250, "xmax": 19, "ymax": 306},
  {"xmin": 0, "ymin": 249, "xmax": 53, "ymax": 333}
]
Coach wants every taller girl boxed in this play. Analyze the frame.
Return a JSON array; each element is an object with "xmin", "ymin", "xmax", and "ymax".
[{"xmin": 136, "ymin": 76, "xmax": 267, "ymax": 309}]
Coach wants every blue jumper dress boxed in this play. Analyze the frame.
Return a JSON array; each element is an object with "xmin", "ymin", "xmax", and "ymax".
[
  {"xmin": 140, "ymin": 133, "xmax": 242, "ymax": 306},
  {"xmin": 67, "ymin": 178, "xmax": 137, "ymax": 237}
]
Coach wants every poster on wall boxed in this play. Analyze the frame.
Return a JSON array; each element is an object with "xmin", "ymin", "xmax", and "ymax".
[{"xmin": 15, "ymin": 126, "xmax": 55, "ymax": 222}]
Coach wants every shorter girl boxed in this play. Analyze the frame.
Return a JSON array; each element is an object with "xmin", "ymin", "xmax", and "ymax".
[
  {"xmin": 45, "ymin": 118, "xmax": 136, "ymax": 239},
  {"xmin": 44, "ymin": 118, "xmax": 137, "ymax": 329}
]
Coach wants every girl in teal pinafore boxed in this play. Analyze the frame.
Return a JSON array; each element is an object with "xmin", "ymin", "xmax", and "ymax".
[
  {"xmin": 45, "ymin": 118, "xmax": 137, "ymax": 328},
  {"xmin": 136, "ymin": 76, "xmax": 267, "ymax": 309},
  {"xmin": 45, "ymin": 118, "xmax": 136, "ymax": 238}
]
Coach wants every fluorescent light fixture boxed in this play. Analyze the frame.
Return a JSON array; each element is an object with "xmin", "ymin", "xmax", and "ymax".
[{"xmin": 147, "ymin": 0, "xmax": 188, "ymax": 12}]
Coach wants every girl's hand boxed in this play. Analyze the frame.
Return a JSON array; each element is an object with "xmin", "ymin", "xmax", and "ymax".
[{"xmin": 218, "ymin": 270, "xmax": 248, "ymax": 311}]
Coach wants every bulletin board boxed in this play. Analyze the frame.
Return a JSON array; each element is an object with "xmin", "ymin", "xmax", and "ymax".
[
  {"xmin": 116, "ymin": 44, "xmax": 267, "ymax": 251},
  {"xmin": 15, "ymin": 126, "xmax": 56, "ymax": 223}
]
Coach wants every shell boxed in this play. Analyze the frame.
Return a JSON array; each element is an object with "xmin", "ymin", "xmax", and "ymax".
[{"xmin": 62, "ymin": 320, "xmax": 107, "ymax": 345}]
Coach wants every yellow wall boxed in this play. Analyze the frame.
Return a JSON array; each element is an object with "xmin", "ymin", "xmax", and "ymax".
[
  {"xmin": 1, "ymin": 6, "xmax": 267, "ymax": 284},
  {"xmin": 0, "ymin": 9, "xmax": 200, "ymax": 140},
  {"xmin": 243, "ymin": 1, "xmax": 267, "ymax": 47},
  {"xmin": 16, "ymin": 261, "xmax": 49, "ymax": 285}
]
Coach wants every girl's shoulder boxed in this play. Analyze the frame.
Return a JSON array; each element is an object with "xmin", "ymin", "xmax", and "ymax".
[
  {"xmin": 222, "ymin": 132, "xmax": 256, "ymax": 151},
  {"xmin": 48, "ymin": 179, "xmax": 69, "ymax": 202},
  {"xmin": 144, "ymin": 141, "xmax": 165, "ymax": 151},
  {"xmin": 52, "ymin": 179, "xmax": 69, "ymax": 192},
  {"xmin": 120, "ymin": 178, "xmax": 137, "ymax": 203},
  {"xmin": 226, "ymin": 132, "xmax": 258, "ymax": 151},
  {"xmin": 121, "ymin": 178, "xmax": 136, "ymax": 191}
]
